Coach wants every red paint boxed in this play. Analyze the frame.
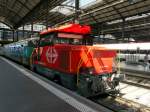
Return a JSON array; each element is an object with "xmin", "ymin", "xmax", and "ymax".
[
  {"xmin": 33, "ymin": 24, "xmax": 117, "ymax": 76},
  {"xmin": 40, "ymin": 24, "xmax": 91, "ymax": 35},
  {"xmin": 32, "ymin": 44, "xmax": 116, "ymax": 75}
]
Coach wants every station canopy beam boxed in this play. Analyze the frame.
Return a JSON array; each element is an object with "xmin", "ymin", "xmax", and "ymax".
[
  {"xmin": 0, "ymin": 0, "xmax": 65, "ymax": 29},
  {"xmin": 0, "ymin": 0, "xmax": 150, "ymax": 42}
]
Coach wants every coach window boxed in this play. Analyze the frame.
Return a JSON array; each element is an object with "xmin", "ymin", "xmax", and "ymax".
[{"xmin": 39, "ymin": 33, "xmax": 55, "ymax": 46}]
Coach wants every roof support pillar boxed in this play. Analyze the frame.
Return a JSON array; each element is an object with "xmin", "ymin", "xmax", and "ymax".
[
  {"xmin": 98, "ymin": 23, "xmax": 102, "ymax": 43},
  {"xmin": 75, "ymin": 0, "xmax": 80, "ymax": 23},
  {"xmin": 23, "ymin": 25, "xmax": 25, "ymax": 38},
  {"xmin": 12, "ymin": 30, "xmax": 15, "ymax": 41},
  {"xmin": 16, "ymin": 30, "xmax": 19, "ymax": 41},
  {"xmin": 2, "ymin": 29, "xmax": 5, "ymax": 41},
  {"xmin": 102, "ymin": 34, "xmax": 105, "ymax": 43},
  {"xmin": 31, "ymin": 22, "xmax": 33, "ymax": 37},
  {"xmin": 46, "ymin": 0, "xmax": 49, "ymax": 29},
  {"xmin": 94, "ymin": 23, "xmax": 105, "ymax": 43},
  {"xmin": 122, "ymin": 18, "xmax": 126, "ymax": 40},
  {"xmin": 100, "ymin": 23, "xmax": 103, "ymax": 35},
  {"xmin": 99, "ymin": 23, "xmax": 105, "ymax": 43}
]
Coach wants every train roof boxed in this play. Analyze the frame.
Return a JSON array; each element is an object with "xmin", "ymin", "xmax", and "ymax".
[
  {"xmin": 4, "ymin": 37, "xmax": 39, "ymax": 47},
  {"xmin": 40, "ymin": 24, "xmax": 91, "ymax": 35},
  {"xmin": 94, "ymin": 42, "xmax": 150, "ymax": 50}
]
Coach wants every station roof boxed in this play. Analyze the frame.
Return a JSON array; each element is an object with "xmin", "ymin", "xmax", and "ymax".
[
  {"xmin": 0, "ymin": 0, "xmax": 150, "ymax": 33},
  {"xmin": 49, "ymin": 0, "xmax": 150, "ymax": 25},
  {"xmin": 0, "ymin": 0, "xmax": 65, "ymax": 28},
  {"xmin": 0, "ymin": 0, "xmax": 39, "ymax": 28}
]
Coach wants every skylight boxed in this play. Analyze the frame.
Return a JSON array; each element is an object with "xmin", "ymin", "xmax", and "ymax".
[
  {"xmin": 80, "ymin": 0, "xmax": 97, "ymax": 8},
  {"xmin": 126, "ymin": 13, "xmax": 150, "ymax": 21},
  {"xmin": 0, "ymin": 22, "xmax": 10, "ymax": 29},
  {"xmin": 18, "ymin": 23, "xmax": 46, "ymax": 31},
  {"xmin": 50, "ymin": 0, "xmax": 101, "ymax": 16},
  {"xmin": 50, "ymin": 6, "xmax": 74, "ymax": 16},
  {"xmin": 107, "ymin": 13, "xmax": 150, "ymax": 25}
]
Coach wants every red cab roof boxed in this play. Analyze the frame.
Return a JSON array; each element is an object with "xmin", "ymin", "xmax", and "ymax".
[{"xmin": 40, "ymin": 24, "xmax": 91, "ymax": 35}]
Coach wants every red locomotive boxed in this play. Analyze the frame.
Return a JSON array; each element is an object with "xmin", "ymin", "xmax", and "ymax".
[{"xmin": 30, "ymin": 24, "xmax": 122, "ymax": 97}]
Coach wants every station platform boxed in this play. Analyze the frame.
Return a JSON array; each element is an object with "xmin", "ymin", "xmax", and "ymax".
[
  {"xmin": 120, "ymin": 62, "xmax": 150, "ymax": 75},
  {"xmin": 0, "ymin": 57, "xmax": 111, "ymax": 112}
]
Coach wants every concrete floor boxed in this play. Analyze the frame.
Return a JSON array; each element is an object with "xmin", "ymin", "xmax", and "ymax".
[
  {"xmin": 120, "ymin": 62, "xmax": 150, "ymax": 72},
  {"xmin": 120, "ymin": 83, "xmax": 150, "ymax": 107},
  {"xmin": 119, "ymin": 62, "xmax": 150, "ymax": 107},
  {"xmin": 0, "ymin": 57, "xmax": 79, "ymax": 112}
]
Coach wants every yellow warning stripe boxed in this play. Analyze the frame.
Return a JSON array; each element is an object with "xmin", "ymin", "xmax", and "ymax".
[{"xmin": 77, "ymin": 47, "xmax": 92, "ymax": 86}]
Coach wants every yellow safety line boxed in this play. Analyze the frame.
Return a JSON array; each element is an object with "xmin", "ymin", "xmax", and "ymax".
[
  {"xmin": 118, "ymin": 50, "xmax": 121, "ymax": 74},
  {"xmin": 77, "ymin": 47, "xmax": 92, "ymax": 86}
]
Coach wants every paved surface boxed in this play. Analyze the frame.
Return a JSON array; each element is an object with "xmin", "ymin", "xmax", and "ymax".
[
  {"xmin": 120, "ymin": 83, "xmax": 150, "ymax": 107},
  {"xmin": 120, "ymin": 62, "xmax": 150, "ymax": 72},
  {"xmin": 0, "ymin": 57, "xmax": 79, "ymax": 112},
  {"xmin": 119, "ymin": 62, "xmax": 150, "ymax": 107}
]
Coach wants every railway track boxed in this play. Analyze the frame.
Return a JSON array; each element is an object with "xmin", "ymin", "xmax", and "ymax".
[
  {"xmin": 89, "ymin": 69, "xmax": 150, "ymax": 112},
  {"xmin": 121, "ymin": 69, "xmax": 150, "ymax": 79},
  {"xmin": 91, "ymin": 94, "xmax": 150, "ymax": 112},
  {"xmin": 120, "ymin": 69, "xmax": 150, "ymax": 89}
]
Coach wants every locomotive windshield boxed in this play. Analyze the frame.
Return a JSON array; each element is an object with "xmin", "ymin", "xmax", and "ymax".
[
  {"xmin": 39, "ymin": 24, "xmax": 93, "ymax": 46},
  {"xmin": 40, "ymin": 32, "xmax": 93, "ymax": 46}
]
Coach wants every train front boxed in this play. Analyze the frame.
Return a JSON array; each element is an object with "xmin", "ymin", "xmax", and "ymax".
[
  {"xmin": 77, "ymin": 46, "xmax": 123, "ymax": 97},
  {"xmin": 62, "ymin": 24, "xmax": 123, "ymax": 97}
]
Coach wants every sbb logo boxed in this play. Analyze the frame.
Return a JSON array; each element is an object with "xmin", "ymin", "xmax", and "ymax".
[{"xmin": 46, "ymin": 47, "xmax": 58, "ymax": 64}]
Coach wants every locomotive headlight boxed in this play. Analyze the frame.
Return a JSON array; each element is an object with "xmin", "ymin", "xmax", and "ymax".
[
  {"xmin": 88, "ymin": 67, "xmax": 95, "ymax": 75},
  {"xmin": 85, "ymin": 77, "xmax": 91, "ymax": 82},
  {"xmin": 86, "ymin": 78, "xmax": 90, "ymax": 81},
  {"xmin": 89, "ymin": 69, "xmax": 94, "ymax": 75},
  {"xmin": 80, "ymin": 67, "xmax": 95, "ymax": 75}
]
